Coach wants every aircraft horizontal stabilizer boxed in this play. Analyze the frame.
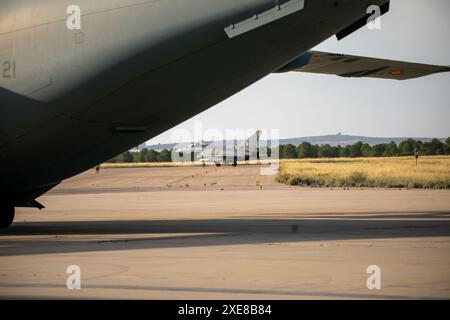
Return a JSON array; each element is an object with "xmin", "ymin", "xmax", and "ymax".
[{"xmin": 276, "ymin": 51, "xmax": 450, "ymax": 80}]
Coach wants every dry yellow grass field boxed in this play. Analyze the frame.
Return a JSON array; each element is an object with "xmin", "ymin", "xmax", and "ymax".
[{"xmin": 277, "ymin": 156, "xmax": 450, "ymax": 189}]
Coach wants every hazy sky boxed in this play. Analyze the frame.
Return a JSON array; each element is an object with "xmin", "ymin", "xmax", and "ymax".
[{"xmin": 148, "ymin": 0, "xmax": 450, "ymax": 145}]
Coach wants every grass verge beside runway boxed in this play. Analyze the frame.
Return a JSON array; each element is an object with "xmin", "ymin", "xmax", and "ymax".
[{"xmin": 277, "ymin": 156, "xmax": 450, "ymax": 189}]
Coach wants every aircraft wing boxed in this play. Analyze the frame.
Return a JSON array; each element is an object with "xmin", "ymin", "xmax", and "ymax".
[{"xmin": 276, "ymin": 51, "xmax": 450, "ymax": 80}]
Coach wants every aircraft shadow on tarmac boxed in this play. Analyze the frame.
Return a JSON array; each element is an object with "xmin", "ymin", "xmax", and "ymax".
[{"xmin": 1, "ymin": 212, "xmax": 450, "ymax": 256}]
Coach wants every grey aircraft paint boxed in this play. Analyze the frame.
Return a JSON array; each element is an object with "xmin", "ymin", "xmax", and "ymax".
[{"xmin": 0, "ymin": 0, "xmax": 447, "ymax": 227}]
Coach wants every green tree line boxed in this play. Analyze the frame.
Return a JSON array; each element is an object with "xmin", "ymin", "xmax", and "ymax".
[
  {"xmin": 278, "ymin": 138, "xmax": 450, "ymax": 159},
  {"xmin": 108, "ymin": 138, "xmax": 450, "ymax": 163},
  {"xmin": 107, "ymin": 149, "xmax": 172, "ymax": 163}
]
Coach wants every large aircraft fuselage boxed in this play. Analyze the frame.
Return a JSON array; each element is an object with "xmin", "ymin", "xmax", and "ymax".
[{"xmin": 0, "ymin": 0, "xmax": 388, "ymax": 204}]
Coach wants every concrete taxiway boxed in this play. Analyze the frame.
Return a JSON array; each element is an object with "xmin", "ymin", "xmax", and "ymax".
[{"xmin": 0, "ymin": 166, "xmax": 449, "ymax": 299}]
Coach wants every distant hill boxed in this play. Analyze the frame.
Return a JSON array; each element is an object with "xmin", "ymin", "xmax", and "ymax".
[
  {"xmin": 144, "ymin": 143, "xmax": 178, "ymax": 151},
  {"xmin": 143, "ymin": 133, "xmax": 445, "ymax": 150},
  {"xmin": 279, "ymin": 133, "xmax": 444, "ymax": 147}
]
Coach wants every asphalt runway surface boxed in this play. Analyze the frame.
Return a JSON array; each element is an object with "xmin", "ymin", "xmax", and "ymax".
[{"xmin": 1, "ymin": 166, "xmax": 449, "ymax": 299}]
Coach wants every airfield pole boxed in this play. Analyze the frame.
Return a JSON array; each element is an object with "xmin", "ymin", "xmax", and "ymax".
[
  {"xmin": 415, "ymin": 147, "xmax": 420, "ymax": 167},
  {"xmin": 245, "ymin": 138, "xmax": 250, "ymax": 162},
  {"xmin": 223, "ymin": 139, "xmax": 226, "ymax": 164},
  {"xmin": 257, "ymin": 130, "xmax": 261, "ymax": 162}
]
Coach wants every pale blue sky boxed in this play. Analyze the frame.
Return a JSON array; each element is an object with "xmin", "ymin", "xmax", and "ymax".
[{"xmin": 148, "ymin": 0, "xmax": 450, "ymax": 145}]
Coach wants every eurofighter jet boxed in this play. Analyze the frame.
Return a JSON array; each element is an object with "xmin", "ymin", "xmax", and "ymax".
[
  {"xmin": 196, "ymin": 130, "xmax": 263, "ymax": 167},
  {"xmin": 1, "ymin": 0, "xmax": 449, "ymax": 227}
]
